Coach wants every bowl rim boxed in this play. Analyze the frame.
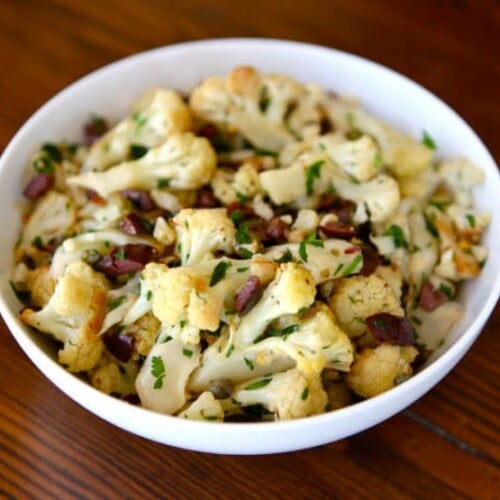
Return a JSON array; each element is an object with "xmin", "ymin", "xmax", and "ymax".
[{"xmin": 1, "ymin": 37, "xmax": 499, "ymax": 452}]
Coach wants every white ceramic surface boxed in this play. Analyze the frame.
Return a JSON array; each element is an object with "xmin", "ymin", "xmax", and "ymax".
[{"xmin": 0, "ymin": 39, "xmax": 499, "ymax": 455}]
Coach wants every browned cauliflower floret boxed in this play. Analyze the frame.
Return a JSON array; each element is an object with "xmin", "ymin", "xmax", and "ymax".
[
  {"xmin": 90, "ymin": 353, "xmax": 139, "ymax": 396},
  {"xmin": 346, "ymin": 344, "xmax": 418, "ymax": 398},
  {"xmin": 28, "ymin": 265, "xmax": 56, "ymax": 307},
  {"xmin": 20, "ymin": 261, "xmax": 110, "ymax": 372},
  {"xmin": 126, "ymin": 312, "xmax": 161, "ymax": 357},
  {"xmin": 190, "ymin": 66, "xmax": 326, "ymax": 152},
  {"xmin": 328, "ymin": 275, "xmax": 403, "ymax": 338}
]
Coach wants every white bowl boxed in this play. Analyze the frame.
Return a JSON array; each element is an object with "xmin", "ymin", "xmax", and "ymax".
[{"xmin": 0, "ymin": 39, "xmax": 499, "ymax": 455}]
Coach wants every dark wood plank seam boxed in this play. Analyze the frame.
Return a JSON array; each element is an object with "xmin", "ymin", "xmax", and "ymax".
[{"xmin": 403, "ymin": 410, "xmax": 499, "ymax": 467}]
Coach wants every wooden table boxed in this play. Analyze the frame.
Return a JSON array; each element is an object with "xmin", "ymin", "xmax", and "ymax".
[{"xmin": 0, "ymin": 1, "xmax": 498, "ymax": 497}]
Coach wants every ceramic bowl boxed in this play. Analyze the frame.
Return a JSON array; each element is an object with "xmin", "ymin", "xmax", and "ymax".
[{"xmin": 0, "ymin": 39, "xmax": 498, "ymax": 454}]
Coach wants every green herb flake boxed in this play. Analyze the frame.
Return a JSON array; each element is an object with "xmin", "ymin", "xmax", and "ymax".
[
  {"xmin": 31, "ymin": 236, "xmax": 43, "ymax": 249},
  {"xmin": 42, "ymin": 143, "xmax": 62, "ymax": 162},
  {"xmin": 209, "ymin": 261, "xmax": 232, "ymax": 287},
  {"xmin": 237, "ymin": 266, "xmax": 250, "ymax": 273},
  {"xmin": 132, "ymin": 112, "xmax": 148, "ymax": 130},
  {"xmin": 32, "ymin": 154, "xmax": 55, "ymax": 174},
  {"xmin": 465, "ymin": 214, "xmax": 476, "ymax": 227},
  {"xmin": 238, "ymin": 248, "xmax": 254, "ymax": 259},
  {"xmin": 146, "ymin": 290, "xmax": 153, "ymax": 301},
  {"xmin": 157, "ymin": 178, "xmax": 171, "ymax": 189},
  {"xmin": 108, "ymin": 296, "xmax": 126, "ymax": 310},
  {"xmin": 236, "ymin": 222, "xmax": 252, "ymax": 244},
  {"xmin": 373, "ymin": 152, "xmax": 383, "ymax": 167},
  {"xmin": 115, "ymin": 248, "xmax": 126, "ymax": 260},
  {"xmin": 301, "ymin": 387, "xmax": 309, "ymax": 401},
  {"xmin": 229, "ymin": 210, "xmax": 245, "ymax": 225},
  {"xmin": 342, "ymin": 254, "xmax": 363, "ymax": 276},
  {"xmin": 384, "ymin": 224, "xmax": 408, "ymax": 248},
  {"xmin": 423, "ymin": 212, "xmax": 438, "ymax": 237},
  {"xmin": 254, "ymin": 148, "xmax": 278, "ymax": 157},
  {"xmin": 305, "ymin": 160, "xmax": 324, "ymax": 196},
  {"xmin": 274, "ymin": 248, "xmax": 293, "ymax": 263},
  {"xmin": 422, "ymin": 130, "xmax": 437, "ymax": 150},
  {"xmin": 182, "ymin": 348, "xmax": 194, "ymax": 358},
  {"xmin": 438, "ymin": 283, "xmax": 454, "ymax": 299},
  {"xmin": 334, "ymin": 263, "xmax": 344, "ymax": 275},
  {"xmin": 225, "ymin": 344, "xmax": 235, "ymax": 358},
  {"xmin": 299, "ymin": 232, "xmax": 324, "ymax": 262},
  {"xmin": 244, "ymin": 357, "xmax": 254, "ymax": 370},
  {"xmin": 430, "ymin": 200, "xmax": 451, "ymax": 211},
  {"xmin": 411, "ymin": 315, "xmax": 422, "ymax": 325},
  {"xmin": 179, "ymin": 320, "xmax": 187, "ymax": 328},
  {"xmin": 236, "ymin": 192, "xmax": 249, "ymax": 203},
  {"xmin": 130, "ymin": 144, "xmax": 149, "ymax": 159},
  {"xmin": 162, "ymin": 335, "xmax": 173, "ymax": 344},
  {"xmin": 151, "ymin": 356, "xmax": 166, "ymax": 389},
  {"xmin": 243, "ymin": 377, "xmax": 273, "ymax": 391}
]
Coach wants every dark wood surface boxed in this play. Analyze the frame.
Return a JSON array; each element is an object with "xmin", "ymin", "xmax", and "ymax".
[{"xmin": 0, "ymin": 0, "xmax": 499, "ymax": 497}]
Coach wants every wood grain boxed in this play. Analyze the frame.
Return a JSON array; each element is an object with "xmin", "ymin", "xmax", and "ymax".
[{"xmin": 0, "ymin": 0, "xmax": 499, "ymax": 498}]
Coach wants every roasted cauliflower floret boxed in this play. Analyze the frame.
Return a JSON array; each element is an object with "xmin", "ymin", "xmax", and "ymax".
[
  {"xmin": 346, "ymin": 344, "xmax": 418, "ymax": 398},
  {"xmin": 328, "ymin": 275, "xmax": 404, "ymax": 338},
  {"xmin": 68, "ymin": 133, "xmax": 217, "ymax": 197},
  {"xmin": 334, "ymin": 174, "xmax": 400, "ymax": 224},
  {"xmin": 264, "ymin": 239, "xmax": 363, "ymax": 284},
  {"xmin": 90, "ymin": 354, "xmax": 139, "ymax": 396},
  {"xmin": 324, "ymin": 96, "xmax": 433, "ymax": 177},
  {"xmin": 190, "ymin": 66, "xmax": 327, "ymax": 152},
  {"xmin": 223, "ymin": 369, "xmax": 327, "ymax": 420},
  {"xmin": 17, "ymin": 191, "xmax": 76, "ymax": 260},
  {"xmin": 190, "ymin": 302, "xmax": 353, "ymax": 392},
  {"xmin": 211, "ymin": 162, "xmax": 262, "ymax": 205},
  {"xmin": 172, "ymin": 208, "xmax": 236, "ymax": 265},
  {"xmin": 49, "ymin": 229, "xmax": 161, "ymax": 278},
  {"xmin": 143, "ymin": 257, "xmax": 277, "ymax": 333},
  {"xmin": 437, "ymin": 158, "xmax": 484, "ymax": 207},
  {"xmin": 83, "ymin": 88, "xmax": 192, "ymax": 172},
  {"xmin": 135, "ymin": 334, "xmax": 200, "ymax": 414},
  {"xmin": 20, "ymin": 261, "xmax": 110, "ymax": 372},
  {"xmin": 177, "ymin": 392, "xmax": 224, "ymax": 422}
]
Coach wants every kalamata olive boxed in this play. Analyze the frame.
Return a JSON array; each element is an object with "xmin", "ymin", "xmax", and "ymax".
[
  {"xmin": 366, "ymin": 313, "xmax": 414, "ymax": 346},
  {"xmin": 84, "ymin": 115, "xmax": 109, "ymax": 145},
  {"xmin": 208, "ymin": 378, "xmax": 234, "ymax": 400},
  {"xmin": 196, "ymin": 188, "xmax": 218, "ymax": 208},
  {"xmin": 22, "ymin": 173, "xmax": 54, "ymax": 199},
  {"xmin": 102, "ymin": 328, "xmax": 135, "ymax": 363},
  {"xmin": 119, "ymin": 189, "xmax": 156, "ymax": 212},
  {"xmin": 319, "ymin": 221, "xmax": 356, "ymax": 239},
  {"xmin": 418, "ymin": 281, "xmax": 448, "ymax": 312},
  {"xmin": 265, "ymin": 217, "xmax": 288, "ymax": 244},
  {"xmin": 360, "ymin": 245, "xmax": 380, "ymax": 276},
  {"xmin": 123, "ymin": 394, "xmax": 141, "ymax": 405},
  {"xmin": 235, "ymin": 276, "xmax": 264, "ymax": 315},
  {"xmin": 119, "ymin": 213, "xmax": 153, "ymax": 235},
  {"xmin": 95, "ymin": 244, "xmax": 157, "ymax": 276}
]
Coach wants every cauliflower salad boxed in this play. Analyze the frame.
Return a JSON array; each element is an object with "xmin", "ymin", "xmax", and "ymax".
[{"xmin": 11, "ymin": 66, "xmax": 490, "ymax": 422}]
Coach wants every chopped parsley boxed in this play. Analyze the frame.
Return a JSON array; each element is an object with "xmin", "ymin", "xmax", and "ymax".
[
  {"xmin": 9, "ymin": 281, "xmax": 31, "ymax": 303},
  {"xmin": 115, "ymin": 248, "xmax": 126, "ymax": 260},
  {"xmin": 32, "ymin": 154, "xmax": 55, "ymax": 174},
  {"xmin": 237, "ymin": 266, "xmax": 250, "ymax": 273},
  {"xmin": 466, "ymin": 214, "xmax": 476, "ymax": 227},
  {"xmin": 130, "ymin": 144, "xmax": 149, "ymax": 159},
  {"xmin": 236, "ymin": 222, "xmax": 252, "ymax": 244},
  {"xmin": 422, "ymin": 130, "xmax": 436, "ymax": 150},
  {"xmin": 274, "ymin": 248, "xmax": 294, "ymax": 263},
  {"xmin": 243, "ymin": 378, "xmax": 273, "ymax": 391},
  {"xmin": 373, "ymin": 152, "xmax": 383, "ymax": 167},
  {"xmin": 238, "ymin": 248, "xmax": 254, "ymax": 259},
  {"xmin": 146, "ymin": 290, "xmax": 153, "ymax": 301},
  {"xmin": 254, "ymin": 148, "xmax": 277, "ymax": 157},
  {"xmin": 151, "ymin": 356, "xmax": 166, "ymax": 389},
  {"xmin": 438, "ymin": 283, "xmax": 454, "ymax": 299},
  {"xmin": 132, "ymin": 112, "xmax": 148, "ymax": 130},
  {"xmin": 305, "ymin": 160, "xmax": 324, "ymax": 196},
  {"xmin": 108, "ymin": 296, "xmax": 126, "ymax": 310},
  {"xmin": 157, "ymin": 178, "xmax": 170, "ymax": 189},
  {"xmin": 31, "ymin": 236, "xmax": 43, "ymax": 249},
  {"xmin": 301, "ymin": 387, "xmax": 309, "ymax": 401},
  {"xmin": 429, "ymin": 200, "xmax": 451, "ymax": 211},
  {"xmin": 342, "ymin": 254, "xmax": 363, "ymax": 276},
  {"xmin": 384, "ymin": 224, "xmax": 408, "ymax": 248},
  {"xmin": 209, "ymin": 261, "xmax": 231, "ymax": 287},
  {"xmin": 42, "ymin": 143, "xmax": 62, "ymax": 162},
  {"xmin": 225, "ymin": 344, "xmax": 235, "ymax": 358},
  {"xmin": 244, "ymin": 357, "xmax": 254, "ymax": 370},
  {"xmin": 298, "ymin": 232, "xmax": 324, "ymax": 262},
  {"xmin": 182, "ymin": 348, "xmax": 194, "ymax": 358},
  {"xmin": 229, "ymin": 210, "xmax": 245, "ymax": 225},
  {"xmin": 236, "ymin": 192, "xmax": 249, "ymax": 203}
]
